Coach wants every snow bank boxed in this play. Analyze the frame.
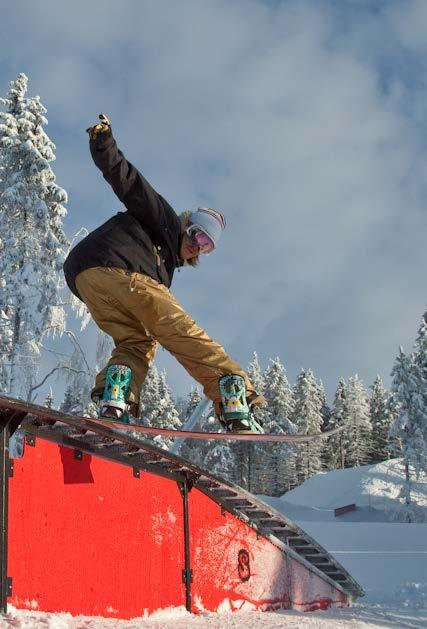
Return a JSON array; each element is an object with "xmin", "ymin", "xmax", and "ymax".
[
  {"xmin": 259, "ymin": 458, "xmax": 427, "ymax": 607},
  {"xmin": 2, "ymin": 605, "xmax": 427, "ymax": 628}
]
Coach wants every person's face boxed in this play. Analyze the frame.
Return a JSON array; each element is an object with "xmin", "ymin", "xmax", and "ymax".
[
  {"xmin": 180, "ymin": 227, "xmax": 215, "ymax": 260},
  {"xmin": 180, "ymin": 232, "xmax": 200, "ymax": 260}
]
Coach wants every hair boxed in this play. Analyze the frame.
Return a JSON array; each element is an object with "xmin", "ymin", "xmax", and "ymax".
[{"xmin": 179, "ymin": 211, "xmax": 200, "ymax": 267}]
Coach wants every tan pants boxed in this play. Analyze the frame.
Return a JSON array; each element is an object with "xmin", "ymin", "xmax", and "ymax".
[{"xmin": 75, "ymin": 267, "xmax": 257, "ymax": 416}]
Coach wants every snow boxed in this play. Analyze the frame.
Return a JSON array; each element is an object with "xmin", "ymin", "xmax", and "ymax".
[
  {"xmin": 1, "ymin": 458, "xmax": 426, "ymax": 627},
  {"xmin": 260, "ymin": 459, "xmax": 427, "ymax": 607},
  {"xmin": 2, "ymin": 605, "xmax": 427, "ymax": 628}
]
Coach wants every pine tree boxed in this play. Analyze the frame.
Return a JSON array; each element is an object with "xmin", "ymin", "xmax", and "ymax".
[
  {"xmin": 370, "ymin": 375, "xmax": 393, "ymax": 463},
  {"xmin": 256, "ymin": 357, "xmax": 297, "ymax": 495},
  {"xmin": 178, "ymin": 386, "xmax": 225, "ymax": 473},
  {"xmin": 204, "ymin": 443, "xmax": 236, "ymax": 479},
  {"xmin": 95, "ymin": 330, "xmax": 114, "ymax": 375},
  {"xmin": 60, "ymin": 338, "xmax": 92, "ymax": 415},
  {"xmin": 391, "ymin": 348, "xmax": 427, "ymax": 477},
  {"xmin": 247, "ymin": 352, "xmax": 264, "ymax": 394},
  {"xmin": 344, "ymin": 375, "xmax": 372, "ymax": 467},
  {"xmin": 139, "ymin": 365, "xmax": 161, "ymax": 425},
  {"xmin": 0, "ymin": 309, "xmax": 11, "ymax": 391},
  {"xmin": 386, "ymin": 392, "xmax": 402, "ymax": 458},
  {"xmin": 45, "ymin": 389, "xmax": 54, "ymax": 409},
  {"xmin": 157, "ymin": 370, "xmax": 182, "ymax": 433},
  {"xmin": 413, "ymin": 312, "xmax": 427, "ymax": 384},
  {"xmin": 264, "ymin": 358, "xmax": 295, "ymax": 426},
  {"xmin": 138, "ymin": 368, "xmax": 181, "ymax": 449},
  {"xmin": 317, "ymin": 379, "xmax": 331, "ymax": 430},
  {"xmin": 0, "ymin": 73, "xmax": 69, "ymax": 398},
  {"xmin": 323, "ymin": 378, "xmax": 347, "ymax": 470},
  {"xmin": 292, "ymin": 369, "xmax": 323, "ymax": 483},
  {"xmin": 391, "ymin": 347, "xmax": 427, "ymax": 520},
  {"xmin": 245, "ymin": 352, "xmax": 266, "ymax": 492},
  {"xmin": 185, "ymin": 386, "xmax": 203, "ymax": 420},
  {"xmin": 61, "ymin": 385, "xmax": 78, "ymax": 414}
]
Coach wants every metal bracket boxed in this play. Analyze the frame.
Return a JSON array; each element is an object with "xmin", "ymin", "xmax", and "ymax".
[
  {"xmin": 74, "ymin": 450, "xmax": 82, "ymax": 461},
  {"xmin": 6, "ymin": 462, "xmax": 13, "ymax": 479},
  {"xmin": 133, "ymin": 468, "xmax": 140, "ymax": 479},
  {"xmin": 177, "ymin": 478, "xmax": 193, "ymax": 496},
  {"xmin": 6, "ymin": 578, "xmax": 12, "ymax": 597},
  {"xmin": 182, "ymin": 568, "xmax": 193, "ymax": 585},
  {"xmin": 26, "ymin": 435, "xmax": 36, "ymax": 447},
  {"xmin": 0, "ymin": 410, "xmax": 28, "ymax": 437}
]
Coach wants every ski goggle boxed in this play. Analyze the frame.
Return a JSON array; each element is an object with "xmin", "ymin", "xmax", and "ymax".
[{"xmin": 186, "ymin": 226, "xmax": 215, "ymax": 254}]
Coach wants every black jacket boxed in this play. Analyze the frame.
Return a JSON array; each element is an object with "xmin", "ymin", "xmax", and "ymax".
[{"xmin": 63, "ymin": 131, "xmax": 183, "ymax": 300}]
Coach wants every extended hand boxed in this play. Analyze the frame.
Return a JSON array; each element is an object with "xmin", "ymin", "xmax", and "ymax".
[{"xmin": 86, "ymin": 114, "xmax": 111, "ymax": 140}]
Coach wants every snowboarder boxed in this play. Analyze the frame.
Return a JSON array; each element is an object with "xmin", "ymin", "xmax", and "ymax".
[{"xmin": 63, "ymin": 114, "xmax": 265, "ymax": 433}]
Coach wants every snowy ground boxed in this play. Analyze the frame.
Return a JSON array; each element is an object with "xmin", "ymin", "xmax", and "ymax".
[
  {"xmin": 2, "ymin": 605, "xmax": 427, "ymax": 628},
  {"xmin": 2, "ymin": 459, "xmax": 426, "ymax": 628}
]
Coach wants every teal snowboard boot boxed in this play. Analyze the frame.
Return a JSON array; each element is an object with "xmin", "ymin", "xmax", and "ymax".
[
  {"xmin": 98, "ymin": 364, "xmax": 132, "ymax": 424},
  {"xmin": 218, "ymin": 374, "xmax": 264, "ymax": 434}
]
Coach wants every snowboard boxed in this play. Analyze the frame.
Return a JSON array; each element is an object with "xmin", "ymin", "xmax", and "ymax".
[
  {"xmin": 0, "ymin": 394, "xmax": 348, "ymax": 443},
  {"xmin": 88, "ymin": 416, "xmax": 351, "ymax": 441}
]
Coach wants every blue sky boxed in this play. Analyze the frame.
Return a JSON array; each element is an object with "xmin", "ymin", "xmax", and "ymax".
[{"xmin": 2, "ymin": 0, "xmax": 427, "ymax": 404}]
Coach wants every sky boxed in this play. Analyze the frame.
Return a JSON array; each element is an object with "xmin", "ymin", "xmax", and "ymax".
[{"xmin": 2, "ymin": 0, "xmax": 427, "ymax": 405}]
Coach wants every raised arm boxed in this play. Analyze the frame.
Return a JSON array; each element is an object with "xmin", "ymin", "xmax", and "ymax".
[{"xmin": 86, "ymin": 114, "xmax": 172, "ymax": 228}]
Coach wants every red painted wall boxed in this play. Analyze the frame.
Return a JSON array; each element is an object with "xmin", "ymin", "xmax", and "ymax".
[
  {"xmin": 8, "ymin": 438, "xmax": 349, "ymax": 619},
  {"xmin": 9, "ymin": 439, "xmax": 185, "ymax": 618}
]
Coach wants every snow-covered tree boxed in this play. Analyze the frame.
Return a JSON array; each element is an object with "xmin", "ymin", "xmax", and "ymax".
[
  {"xmin": 292, "ymin": 369, "xmax": 323, "ymax": 483},
  {"xmin": 178, "ymin": 386, "xmax": 227, "ymax": 471},
  {"xmin": 139, "ymin": 365, "xmax": 161, "ymax": 426},
  {"xmin": 60, "ymin": 335, "xmax": 92, "ymax": 415},
  {"xmin": 245, "ymin": 352, "xmax": 266, "ymax": 492},
  {"xmin": 369, "ymin": 375, "xmax": 394, "ymax": 463},
  {"xmin": 95, "ymin": 330, "xmax": 114, "ymax": 375},
  {"xmin": 138, "ymin": 368, "xmax": 181, "ymax": 449},
  {"xmin": 391, "ymin": 348, "xmax": 427, "ymax": 478},
  {"xmin": 0, "ymin": 73, "xmax": 68, "ymax": 398},
  {"xmin": 413, "ymin": 312, "xmax": 427, "ymax": 385},
  {"xmin": 184, "ymin": 386, "xmax": 203, "ymax": 420},
  {"xmin": 0, "ymin": 311, "xmax": 8, "ymax": 391},
  {"xmin": 344, "ymin": 375, "xmax": 372, "ymax": 467},
  {"xmin": 204, "ymin": 442, "xmax": 236, "ymax": 479},
  {"xmin": 158, "ymin": 370, "xmax": 182, "ymax": 431},
  {"xmin": 247, "ymin": 351, "xmax": 264, "ymax": 395},
  {"xmin": 323, "ymin": 378, "xmax": 347, "ymax": 470},
  {"xmin": 390, "ymin": 347, "xmax": 427, "ymax": 521},
  {"xmin": 263, "ymin": 358, "xmax": 295, "ymax": 427},
  {"xmin": 255, "ymin": 357, "xmax": 297, "ymax": 495},
  {"xmin": 45, "ymin": 388, "xmax": 54, "ymax": 409}
]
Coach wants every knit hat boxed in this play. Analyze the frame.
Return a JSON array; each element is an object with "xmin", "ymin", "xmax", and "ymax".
[{"xmin": 188, "ymin": 207, "xmax": 226, "ymax": 249}]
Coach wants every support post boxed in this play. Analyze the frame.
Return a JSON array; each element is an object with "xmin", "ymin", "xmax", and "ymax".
[
  {"xmin": 0, "ymin": 410, "xmax": 16, "ymax": 613},
  {"xmin": 179, "ymin": 477, "xmax": 193, "ymax": 613}
]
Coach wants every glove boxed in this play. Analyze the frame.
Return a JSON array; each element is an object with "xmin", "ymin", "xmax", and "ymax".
[{"xmin": 86, "ymin": 113, "xmax": 111, "ymax": 140}]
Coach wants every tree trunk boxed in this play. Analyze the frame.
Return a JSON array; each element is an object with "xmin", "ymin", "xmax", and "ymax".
[{"xmin": 8, "ymin": 307, "xmax": 21, "ymax": 397}]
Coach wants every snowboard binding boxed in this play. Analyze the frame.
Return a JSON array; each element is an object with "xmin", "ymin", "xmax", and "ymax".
[
  {"xmin": 218, "ymin": 374, "xmax": 264, "ymax": 434},
  {"xmin": 98, "ymin": 364, "xmax": 132, "ymax": 424}
]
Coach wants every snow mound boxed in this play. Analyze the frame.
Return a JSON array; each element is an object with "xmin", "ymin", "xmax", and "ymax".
[
  {"xmin": 260, "ymin": 458, "xmax": 427, "ymax": 523},
  {"xmin": 258, "ymin": 459, "xmax": 427, "ymax": 607}
]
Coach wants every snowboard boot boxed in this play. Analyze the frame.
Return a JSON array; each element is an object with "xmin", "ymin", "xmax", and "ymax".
[
  {"xmin": 98, "ymin": 364, "xmax": 132, "ymax": 424},
  {"xmin": 218, "ymin": 374, "xmax": 264, "ymax": 434}
]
